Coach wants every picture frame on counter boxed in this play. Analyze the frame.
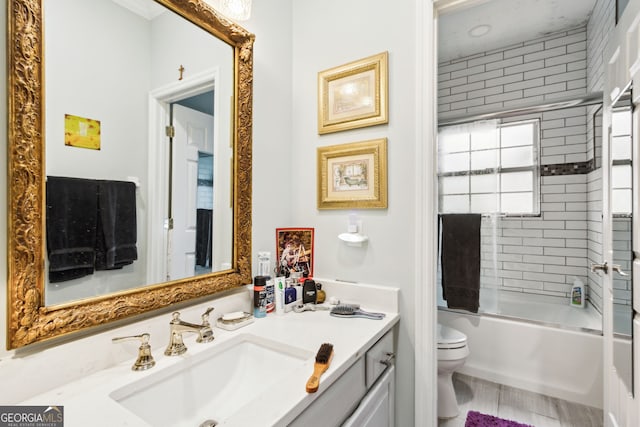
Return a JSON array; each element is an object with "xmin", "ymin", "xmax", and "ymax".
[
  {"xmin": 317, "ymin": 51, "xmax": 388, "ymax": 134},
  {"xmin": 317, "ymin": 138, "xmax": 388, "ymax": 210},
  {"xmin": 276, "ymin": 227, "xmax": 315, "ymax": 278}
]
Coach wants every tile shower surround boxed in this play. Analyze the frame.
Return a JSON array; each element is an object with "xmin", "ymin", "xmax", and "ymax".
[{"xmin": 437, "ymin": 22, "xmax": 616, "ymax": 312}]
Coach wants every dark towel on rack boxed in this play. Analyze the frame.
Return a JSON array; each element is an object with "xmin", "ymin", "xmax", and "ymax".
[
  {"xmin": 196, "ymin": 209, "xmax": 213, "ymax": 267},
  {"xmin": 46, "ymin": 176, "xmax": 99, "ymax": 283},
  {"xmin": 440, "ymin": 214, "xmax": 481, "ymax": 313},
  {"xmin": 95, "ymin": 180, "xmax": 138, "ymax": 270}
]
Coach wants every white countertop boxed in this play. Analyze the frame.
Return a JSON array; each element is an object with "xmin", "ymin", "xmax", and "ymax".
[{"xmin": 21, "ymin": 280, "xmax": 399, "ymax": 427}]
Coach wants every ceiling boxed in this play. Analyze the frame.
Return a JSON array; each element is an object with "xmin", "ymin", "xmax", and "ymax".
[
  {"xmin": 438, "ymin": 0, "xmax": 599, "ymax": 63},
  {"xmin": 111, "ymin": 0, "xmax": 166, "ymax": 20}
]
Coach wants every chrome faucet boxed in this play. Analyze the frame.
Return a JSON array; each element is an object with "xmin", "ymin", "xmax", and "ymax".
[{"xmin": 164, "ymin": 308, "xmax": 214, "ymax": 356}]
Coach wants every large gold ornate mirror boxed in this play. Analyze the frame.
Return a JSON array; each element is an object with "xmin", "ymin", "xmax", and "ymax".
[{"xmin": 7, "ymin": 0, "xmax": 254, "ymax": 349}]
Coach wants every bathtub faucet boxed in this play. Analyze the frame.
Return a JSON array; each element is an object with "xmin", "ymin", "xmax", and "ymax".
[{"xmin": 164, "ymin": 308, "xmax": 214, "ymax": 356}]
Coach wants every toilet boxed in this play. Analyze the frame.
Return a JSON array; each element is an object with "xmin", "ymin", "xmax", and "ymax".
[{"xmin": 437, "ymin": 323, "xmax": 469, "ymax": 419}]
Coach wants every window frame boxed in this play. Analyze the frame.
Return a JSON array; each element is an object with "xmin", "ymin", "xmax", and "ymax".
[{"xmin": 438, "ymin": 118, "xmax": 541, "ymax": 217}]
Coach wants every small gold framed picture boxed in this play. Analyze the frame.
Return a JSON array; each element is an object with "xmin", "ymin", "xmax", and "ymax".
[
  {"xmin": 317, "ymin": 138, "xmax": 388, "ymax": 209},
  {"xmin": 317, "ymin": 51, "xmax": 388, "ymax": 134}
]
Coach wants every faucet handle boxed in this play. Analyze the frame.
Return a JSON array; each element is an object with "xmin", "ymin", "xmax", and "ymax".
[
  {"xmin": 201, "ymin": 307, "xmax": 214, "ymax": 326},
  {"xmin": 112, "ymin": 333, "xmax": 156, "ymax": 371},
  {"xmin": 197, "ymin": 307, "xmax": 215, "ymax": 344},
  {"xmin": 170, "ymin": 311, "xmax": 182, "ymax": 323}
]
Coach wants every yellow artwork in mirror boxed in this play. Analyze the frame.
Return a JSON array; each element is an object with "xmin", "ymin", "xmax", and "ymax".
[{"xmin": 64, "ymin": 114, "xmax": 101, "ymax": 150}]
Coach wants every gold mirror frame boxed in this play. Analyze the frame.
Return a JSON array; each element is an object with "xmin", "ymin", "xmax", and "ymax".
[{"xmin": 7, "ymin": 0, "xmax": 254, "ymax": 349}]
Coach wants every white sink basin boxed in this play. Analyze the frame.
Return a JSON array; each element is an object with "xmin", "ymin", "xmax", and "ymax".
[{"xmin": 109, "ymin": 333, "xmax": 313, "ymax": 427}]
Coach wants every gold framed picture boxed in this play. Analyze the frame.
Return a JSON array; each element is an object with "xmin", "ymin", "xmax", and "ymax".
[
  {"xmin": 317, "ymin": 51, "xmax": 388, "ymax": 134},
  {"xmin": 317, "ymin": 138, "xmax": 387, "ymax": 209}
]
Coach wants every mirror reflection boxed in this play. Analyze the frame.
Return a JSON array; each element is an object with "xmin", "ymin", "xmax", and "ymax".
[
  {"xmin": 610, "ymin": 84, "xmax": 633, "ymax": 394},
  {"xmin": 43, "ymin": 0, "xmax": 234, "ymax": 306}
]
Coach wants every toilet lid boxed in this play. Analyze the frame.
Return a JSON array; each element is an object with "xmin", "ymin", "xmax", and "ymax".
[{"xmin": 437, "ymin": 324, "xmax": 467, "ymax": 349}]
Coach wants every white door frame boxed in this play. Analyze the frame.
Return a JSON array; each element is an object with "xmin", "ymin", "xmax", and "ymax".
[
  {"xmin": 415, "ymin": 0, "xmax": 438, "ymax": 426},
  {"xmin": 147, "ymin": 68, "xmax": 220, "ymax": 285}
]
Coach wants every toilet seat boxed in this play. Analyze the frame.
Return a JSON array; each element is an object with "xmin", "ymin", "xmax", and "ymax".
[{"xmin": 437, "ymin": 324, "xmax": 467, "ymax": 350}]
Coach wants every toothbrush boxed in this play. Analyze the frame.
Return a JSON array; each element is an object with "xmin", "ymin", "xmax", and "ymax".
[{"xmin": 306, "ymin": 343, "xmax": 334, "ymax": 393}]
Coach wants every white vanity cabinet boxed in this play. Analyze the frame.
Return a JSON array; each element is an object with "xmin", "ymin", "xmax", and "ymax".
[
  {"xmin": 343, "ymin": 366, "xmax": 395, "ymax": 427},
  {"xmin": 289, "ymin": 328, "xmax": 396, "ymax": 427}
]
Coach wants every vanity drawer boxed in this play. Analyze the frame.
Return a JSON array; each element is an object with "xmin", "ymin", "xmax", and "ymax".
[
  {"xmin": 366, "ymin": 330, "xmax": 394, "ymax": 388},
  {"xmin": 290, "ymin": 357, "xmax": 366, "ymax": 427}
]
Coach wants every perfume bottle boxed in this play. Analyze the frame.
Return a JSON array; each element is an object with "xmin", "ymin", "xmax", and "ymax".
[
  {"xmin": 316, "ymin": 283, "xmax": 326, "ymax": 304},
  {"xmin": 257, "ymin": 251, "xmax": 271, "ymax": 278},
  {"xmin": 303, "ymin": 278, "xmax": 317, "ymax": 304},
  {"xmin": 285, "ymin": 283, "xmax": 297, "ymax": 305}
]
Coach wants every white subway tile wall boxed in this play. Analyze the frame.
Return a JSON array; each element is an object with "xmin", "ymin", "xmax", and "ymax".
[{"xmin": 438, "ymin": 14, "xmax": 614, "ymax": 311}]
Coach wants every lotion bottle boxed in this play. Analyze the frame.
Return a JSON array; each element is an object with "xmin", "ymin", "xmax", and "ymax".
[{"xmin": 274, "ymin": 276, "xmax": 285, "ymax": 315}]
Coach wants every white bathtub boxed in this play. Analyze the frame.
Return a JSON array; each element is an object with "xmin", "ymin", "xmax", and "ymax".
[{"xmin": 438, "ymin": 302, "xmax": 604, "ymax": 409}]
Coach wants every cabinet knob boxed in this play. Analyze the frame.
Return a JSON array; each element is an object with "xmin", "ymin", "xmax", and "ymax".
[{"xmin": 380, "ymin": 352, "xmax": 395, "ymax": 367}]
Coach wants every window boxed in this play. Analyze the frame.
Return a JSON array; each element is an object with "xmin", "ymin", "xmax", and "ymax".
[
  {"xmin": 611, "ymin": 107, "xmax": 632, "ymax": 216},
  {"xmin": 438, "ymin": 119, "xmax": 540, "ymax": 215}
]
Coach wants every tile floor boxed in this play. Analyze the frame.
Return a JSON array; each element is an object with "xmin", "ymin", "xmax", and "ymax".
[{"xmin": 438, "ymin": 373, "xmax": 603, "ymax": 427}]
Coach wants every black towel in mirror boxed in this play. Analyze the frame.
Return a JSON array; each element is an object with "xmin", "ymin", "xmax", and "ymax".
[
  {"xmin": 46, "ymin": 176, "xmax": 99, "ymax": 283},
  {"xmin": 440, "ymin": 213, "xmax": 482, "ymax": 313},
  {"xmin": 95, "ymin": 180, "xmax": 138, "ymax": 270},
  {"xmin": 196, "ymin": 209, "xmax": 213, "ymax": 267}
]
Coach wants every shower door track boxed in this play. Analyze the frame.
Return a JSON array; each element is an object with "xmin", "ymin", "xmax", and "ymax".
[
  {"xmin": 439, "ymin": 92, "xmax": 603, "ymax": 127},
  {"xmin": 437, "ymin": 306, "xmax": 603, "ymax": 336}
]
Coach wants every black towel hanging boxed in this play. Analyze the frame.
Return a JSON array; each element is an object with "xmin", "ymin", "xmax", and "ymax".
[
  {"xmin": 95, "ymin": 180, "xmax": 138, "ymax": 270},
  {"xmin": 46, "ymin": 176, "xmax": 99, "ymax": 283},
  {"xmin": 440, "ymin": 213, "xmax": 482, "ymax": 313}
]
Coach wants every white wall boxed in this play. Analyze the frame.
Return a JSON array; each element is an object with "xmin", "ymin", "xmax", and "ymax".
[{"xmin": 290, "ymin": 1, "xmax": 419, "ymax": 425}]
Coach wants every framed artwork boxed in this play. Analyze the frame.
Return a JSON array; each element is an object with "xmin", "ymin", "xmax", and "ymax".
[
  {"xmin": 317, "ymin": 51, "xmax": 388, "ymax": 134},
  {"xmin": 65, "ymin": 114, "xmax": 101, "ymax": 150},
  {"xmin": 317, "ymin": 138, "xmax": 388, "ymax": 210},
  {"xmin": 276, "ymin": 228, "xmax": 315, "ymax": 277}
]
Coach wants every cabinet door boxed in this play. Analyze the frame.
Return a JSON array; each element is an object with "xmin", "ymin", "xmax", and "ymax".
[
  {"xmin": 290, "ymin": 358, "xmax": 366, "ymax": 427},
  {"xmin": 342, "ymin": 365, "xmax": 395, "ymax": 427}
]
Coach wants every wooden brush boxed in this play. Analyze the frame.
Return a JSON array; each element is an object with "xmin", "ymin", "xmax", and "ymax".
[{"xmin": 306, "ymin": 343, "xmax": 334, "ymax": 393}]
